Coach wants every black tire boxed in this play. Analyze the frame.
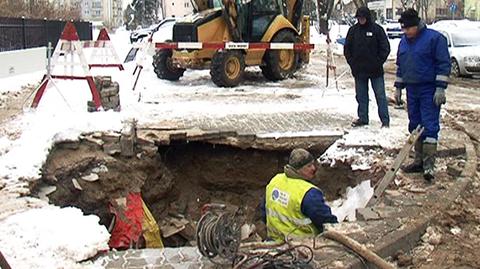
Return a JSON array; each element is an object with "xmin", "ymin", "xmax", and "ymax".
[
  {"xmin": 210, "ymin": 50, "xmax": 245, "ymax": 87},
  {"xmin": 451, "ymin": 58, "xmax": 460, "ymax": 78},
  {"xmin": 261, "ymin": 30, "xmax": 299, "ymax": 81},
  {"xmin": 152, "ymin": 49, "xmax": 185, "ymax": 81}
]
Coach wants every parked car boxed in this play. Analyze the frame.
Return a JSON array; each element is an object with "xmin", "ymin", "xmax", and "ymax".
[
  {"xmin": 431, "ymin": 19, "xmax": 477, "ymax": 29},
  {"xmin": 431, "ymin": 26, "xmax": 480, "ymax": 77},
  {"xmin": 130, "ymin": 18, "xmax": 176, "ymax": 43},
  {"xmin": 384, "ymin": 19, "xmax": 403, "ymax": 39}
]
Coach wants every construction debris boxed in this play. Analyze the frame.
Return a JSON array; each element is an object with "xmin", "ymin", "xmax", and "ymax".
[
  {"xmin": 37, "ymin": 185, "xmax": 57, "ymax": 202},
  {"xmin": 81, "ymin": 173, "xmax": 99, "ymax": 182},
  {"xmin": 120, "ymin": 119, "xmax": 137, "ymax": 157},
  {"xmin": 356, "ymin": 207, "xmax": 381, "ymax": 221},
  {"xmin": 421, "ymin": 226, "xmax": 442, "ymax": 245},
  {"xmin": 160, "ymin": 217, "xmax": 189, "ymax": 238},
  {"xmin": 72, "ymin": 178, "xmax": 83, "ymax": 190},
  {"xmin": 88, "ymin": 76, "xmax": 121, "ymax": 112}
]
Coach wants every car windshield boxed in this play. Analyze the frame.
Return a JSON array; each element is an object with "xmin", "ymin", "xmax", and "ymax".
[{"xmin": 452, "ymin": 31, "xmax": 480, "ymax": 47}]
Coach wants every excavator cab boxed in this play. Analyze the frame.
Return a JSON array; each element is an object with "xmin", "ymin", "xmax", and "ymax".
[{"xmin": 152, "ymin": 0, "xmax": 312, "ymax": 87}]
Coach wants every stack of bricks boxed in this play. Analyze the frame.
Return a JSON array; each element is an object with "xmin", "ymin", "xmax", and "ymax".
[{"xmin": 88, "ymin": 76, "xmax": 121, "ymax": 112}]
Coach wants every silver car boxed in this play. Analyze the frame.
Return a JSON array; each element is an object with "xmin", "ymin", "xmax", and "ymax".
[{"xmin": 433, "ymin": 26, "xmax": 480, "ymax": 77}]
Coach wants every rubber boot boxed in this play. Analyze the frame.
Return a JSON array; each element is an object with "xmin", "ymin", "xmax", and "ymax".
[
  {"xmin": 423, "ymin": 142, "xmax": 437, "ymax": 181},
  {"xmin": 402, "ymin": 140, "xmax": 423, "ymax": 173}
]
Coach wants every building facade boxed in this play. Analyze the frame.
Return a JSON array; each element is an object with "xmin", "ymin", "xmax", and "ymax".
[
  {"xmin": 80, "ymin": 0, "xmax": 123, "ymax": 27},
  {"xmin": 465, "ymin": 0, "xmax": 479, "ymax": 20},
  {"xmin": 161, "ymin": 0, "xmax": 193, "ymax": 18},
  {"xmin": 383, "ymin": 0, "xmax": 465, "ymax": 22}
]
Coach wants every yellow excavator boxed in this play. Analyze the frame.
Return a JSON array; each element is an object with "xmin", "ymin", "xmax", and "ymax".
[{"xmin": 153, "ymin": 0, "xmax": 334, "ymax": 87}]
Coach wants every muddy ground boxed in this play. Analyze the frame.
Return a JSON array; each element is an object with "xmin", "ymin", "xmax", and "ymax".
[{"xmin": 1, "ymin": 52, "xmax": 479, "ymax": 264}]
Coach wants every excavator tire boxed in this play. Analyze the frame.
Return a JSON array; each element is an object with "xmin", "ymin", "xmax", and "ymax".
[
  {"xmin": 261, "ymin": 30, "xmax": 299, "ymax": 81},
  {"xmin": 210, "ymin": 50, "xmax": 245, "ymax": 87},
  {"xmin": 152, "ymin": 49, "xmax": 185, "ymax": 81}
]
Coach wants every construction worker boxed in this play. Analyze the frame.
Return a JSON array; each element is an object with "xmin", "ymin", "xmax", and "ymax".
[
  {"xmin": 344, "ymin": 6, "xmax": 391, "ymax": 128},
  {"xmin": 394, "ymin": 9, "xmax": 451, "ymax": 181},
  {"xmin": 260, "ymin": 148, "xmax": 337, "ymax": 242}
]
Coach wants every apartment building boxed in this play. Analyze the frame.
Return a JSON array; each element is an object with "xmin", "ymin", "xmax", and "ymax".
[
  {"xmin": 80, "ymin": 0, "xmax": 123, "ymax": 27},
  {"xmin": 383, "ymin": 0, "xmax": 464, "ymax": 22},
  {"xmin": 161, "ymin": 0, "xmax": 193, "ymax": 18}
]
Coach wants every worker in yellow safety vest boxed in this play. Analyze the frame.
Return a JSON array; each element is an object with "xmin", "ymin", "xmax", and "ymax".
[{"xmin": 261, "ymin": 148, "xmax": 338, "ymax": 242}]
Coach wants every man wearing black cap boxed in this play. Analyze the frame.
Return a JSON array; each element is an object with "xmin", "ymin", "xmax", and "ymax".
[
  {"xmin": 394, "ymin": 9, "xmax": 451, "ymax": 181},
  {"xmin": 344, "ymin": 6, "xmax": 391, "ymax": 128},
  {"xmin": 260, "ymin": 148, "xmax": 337, "ymax": 242}
]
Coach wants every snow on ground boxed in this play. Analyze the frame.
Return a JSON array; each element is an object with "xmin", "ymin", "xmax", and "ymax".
[
  {"xmin": 0, "ymin": 27, "xmax": 409, "ymax": 268},
  {"xmin": 0, "ymin": 71, "xmax": 45, "ymax": 94},
  {"xmin": 0, "ymin": 206, "xmax": 109, "ymax": 269},
  {"xmin": 330, "ymin": 180, "xmax": 374, "ymax": 222}
]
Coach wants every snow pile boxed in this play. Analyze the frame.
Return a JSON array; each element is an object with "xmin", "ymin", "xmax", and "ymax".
[
  {"xmin": 320, "ymin": 141, "xmax": 379, "ymax": 171},
  {"xmin": 0, "ymin": 109, "xmax": 124, "ymax": 184},
  {"xmin": 0, "ymin": 71, "xmax": 44, "ymax": 94},
  {"xmin": 330, "ymin": 180, "xmax": 374, "ymax": 222},
  {"xmin": 256, "ymin": 130, "xmax": 344, "ymax": 139},
  {"xmin": 0, "ymin": 206, "xmax": 109, "ymax": 269},
  {"xmin": 320, "ymin": 120, "xmax": 409, "ymax": 170}
]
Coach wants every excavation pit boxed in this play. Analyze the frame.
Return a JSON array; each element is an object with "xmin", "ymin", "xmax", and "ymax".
[{"xmin": 30, "ymin": 128, "xmax": 381, "ymax": 248}]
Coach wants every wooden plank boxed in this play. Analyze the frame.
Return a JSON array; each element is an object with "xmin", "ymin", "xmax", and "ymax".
[{"xmin": 367, "ymin": 126, "xmax": 424, "ymax": 207}]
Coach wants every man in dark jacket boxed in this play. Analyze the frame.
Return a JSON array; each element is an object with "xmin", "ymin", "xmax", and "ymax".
[
  {"xmin": 394, "ymin": 9, "xmax": 450, "ymax": 181},
  {"xmin": 344, "ymin": 7, "xmax": 391, "ymax": 128}
]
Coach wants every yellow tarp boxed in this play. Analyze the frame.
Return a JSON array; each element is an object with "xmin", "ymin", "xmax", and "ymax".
[{"xmin": 142, "ymin": 200, "xmax": 164, "ymax": 248}]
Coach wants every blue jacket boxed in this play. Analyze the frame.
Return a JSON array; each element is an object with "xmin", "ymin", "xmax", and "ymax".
[
  {"xmin": 261, "ymin": 188, "xmax": 338, "ymax": 232},
  {"xmin": 394, "ymin": 24, "xmax": 451, "ymax": 90}
]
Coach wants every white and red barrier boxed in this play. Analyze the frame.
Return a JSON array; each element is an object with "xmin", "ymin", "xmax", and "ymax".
[
  {"xmin": 153, "ymin": 42, "xmax": 316, "ymax": 50},
  {"xmin": 85, "ymin": 29, "xmax": 124, "ymax": 71},
  {"xmin": 32, "ymin": 22, "xmax": 102, "ymax": 109},
  {"xmin": 31, "ymin": 24, "xmax": 126, "ymax": 109}
]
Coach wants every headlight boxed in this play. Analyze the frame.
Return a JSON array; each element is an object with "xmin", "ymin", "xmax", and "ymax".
[{"xmin": 464, "ymin": 56, "xmax": 480, "ymax": 63}]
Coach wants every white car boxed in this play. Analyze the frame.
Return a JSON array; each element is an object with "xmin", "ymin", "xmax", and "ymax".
[
  {"xmin": 432, "ymin": 26, "xmax": 480, "ymax": 77},
  {"xmin": 130, "ymin": 18, "xmax": 176, "ymax": 43},
  {"xmin": 431, "ymin": 19, "xmax": 477, "ymax": 29}
]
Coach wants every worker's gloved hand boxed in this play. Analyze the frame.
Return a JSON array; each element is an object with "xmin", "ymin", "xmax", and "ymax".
[
  {"xmin": 394, "ymin": 88, "xmax": 403, "ymax": 106},
  {"xmin": 434, "ymin": 88, "xmax": 446, "ymax": 106}
]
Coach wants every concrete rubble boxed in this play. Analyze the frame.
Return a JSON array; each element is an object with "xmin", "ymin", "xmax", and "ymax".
[{"xmin": 88, "ymin": 76, "xmax": 121, "ymax": 112}]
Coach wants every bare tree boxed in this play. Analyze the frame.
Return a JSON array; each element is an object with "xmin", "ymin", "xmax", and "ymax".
[
  {"xmin": 0, "ymin": 0, "xmax": 81, "ymax": 20},
  {"xmin": 400, "ymin": 0, "xmax": 413, "ymax": 9},
  {"xmin": 352, "ymin": 0, "xmax": 367, "ymax": 8},
  {"xmin": 414, "ymin": 0, "xmax": 432, "ymax": 22}
]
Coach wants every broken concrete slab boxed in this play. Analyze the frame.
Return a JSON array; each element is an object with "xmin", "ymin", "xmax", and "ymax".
[
  {"xmin": 437, "ymin": 129, "xmax": 467, "ymax": 158},
  {"xmin": 103, "ymin": 142, "xmax": 121, "ymax": 155},
  {"xmin": 72, "ymin": 178, "xmax": 82, "ymax": 190},
  {"xmin": 81, "ymin": 173, "xmax": 99, "ymax": 182},
  {"xmin": 356, "ymin": 207, "xmax": 381, "ymax": 221},
  {"xmin": 160, "ymin": 218, "xmax": 188, "ymax": 238},
  {"xmin": 120, "ymin": 135, "xmax": 134, "ymax": 157},
  {"xmin": 56, "ymin": 140, "xmax": 80, "ymax": 150}
]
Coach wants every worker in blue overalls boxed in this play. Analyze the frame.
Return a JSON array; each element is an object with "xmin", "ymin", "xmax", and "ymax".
[{"xmin": 394, "ymin": 9, "xmax": 451, "ymax": 181}]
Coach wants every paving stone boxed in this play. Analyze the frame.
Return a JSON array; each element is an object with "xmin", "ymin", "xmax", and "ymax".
[{"xmin": 356, "ymin": 207, "xmax": 381, "ymax": 221}]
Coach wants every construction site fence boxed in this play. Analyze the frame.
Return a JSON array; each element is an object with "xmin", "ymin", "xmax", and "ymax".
[{"xmin": 0, "ymin": 17, "xmax": 92, "ymax": 52}]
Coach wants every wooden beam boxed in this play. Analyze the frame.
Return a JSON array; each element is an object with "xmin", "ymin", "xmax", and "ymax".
[{"xmin": 367, "ymin": 125, "xmax": 424, "ymax": 207}]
